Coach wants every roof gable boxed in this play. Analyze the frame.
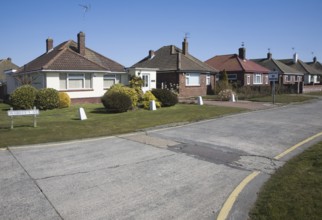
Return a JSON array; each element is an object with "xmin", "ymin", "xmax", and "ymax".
[
  {"xmin": 279, "ymin": 59, "xmax": 322, "ymax": 75},
  {"xmin": 17, "ymin": 37, "xmax": 125, "ymax": 74},
  {"xmin": 206, "ymin": 54, "xmax": 270, "ymax": 73},
  {"xmin": 132, "ymin": 45, "xmax": 217, "ymax": 73},
  {"xmin": 251, "ymin": 58, "xmax": 302, "ymax": 75}
]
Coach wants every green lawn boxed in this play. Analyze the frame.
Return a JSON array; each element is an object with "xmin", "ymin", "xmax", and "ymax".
[
  {"xmin": 0, "ymin": 103, "xmax": 245, "ymax": 148},
  {"xmin": 249, "ymin": 141, "xmax": 322, "ymax": 220},
  {"xmin": 248, "ymin": 94, "xmax": 316, "ymax": 103},
  {"xmin": 306, "ymin": 91, "xmax": 322, "ymax": 96}
]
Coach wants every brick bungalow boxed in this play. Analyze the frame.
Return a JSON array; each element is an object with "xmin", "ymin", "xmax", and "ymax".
[
  {"xmin": 205, "ymin": 46, "xmax": 270, "ymax": 87},
  {"xmin": 131, "ymin": 38, "xmax": 218, "ymax": 97}
]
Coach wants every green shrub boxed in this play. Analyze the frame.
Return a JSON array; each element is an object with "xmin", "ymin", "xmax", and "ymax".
[
  {"xmin": 35, "ymin": 88, "xmax": 59, "ymax": 110},
  {"xmin": 10, "ymin": 85, "xmax": 38, "ymax": 109},
  {"xmin": 106, "ymin": 84, "xmax": 139, "ymax": 108},
  {"xmin": 151, "ymin": 89, "xmax": 178, "ymax": 107},
  {"xmin": 218, "ymin": 89, "xmax": 236, "ymax": 101},
  {"xmin": 58, "ymin": 92, "xmax": 71, "ymax": 108},
  {"xmin": 101, "ymin": 92, "xmax": 132, "ymax": 113},
  {"xmin": 141, "ymin": 91, "xmax": 161, "ymax": 109}
]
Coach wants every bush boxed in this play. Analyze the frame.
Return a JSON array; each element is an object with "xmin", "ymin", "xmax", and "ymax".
[
  {"xmin": 151, "ymin": 89, "xmax": 178, "ymax": 107},
  {"xmin": 106, "ymin": 84, "xmax": 139, "ymax": 108},
  {"xmin": 10, "ymin": 85, "xmax": 38, "ymax": 109},
  {"xmin": 35, "ymin": 88, "xmax": 59, "ymax": 110},
  {"xmin": 101, "ymin": 92, "xmax": 132, "ymax": 113},
  {"xmin": 58, "ymin": 92, "xmax": 71, "ymax": 108},
  {"xmin": 218, "ymin": 89, "xmax": 236, "ymax": 101},
  {"xmin": 141, "ymin": 91, "xmax": 161, "ymax": 109}
]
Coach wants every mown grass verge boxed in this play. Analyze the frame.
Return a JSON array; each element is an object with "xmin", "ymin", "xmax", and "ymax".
[
  {"xmin": 248, "ymin": 94, "xmax": 316, "ymax": 103},
  {"xmin": 0, "ymin": 103, "xmax": 245, "ymax": 148},
  {"xmin": 249, "ymin": 141, "xmax": 322, "ymax": 219}
]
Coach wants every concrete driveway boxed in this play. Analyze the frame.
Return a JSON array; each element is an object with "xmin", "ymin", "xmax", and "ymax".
[{"xmin": 1, "ymin": 99, "xmax": 322, "ymax": 220}]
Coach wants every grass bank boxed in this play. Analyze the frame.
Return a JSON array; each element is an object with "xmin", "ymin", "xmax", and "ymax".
[
  {"xmin": 0, "ymin": 103, "xmax": 245, "ymax": 148},
  {"xmin": 248, "ymin": 94, "xmax": 315, "ymax": 103},
  {"xmin": 249, "ymin": 141, "xmax": 322, "ymax": 219}
]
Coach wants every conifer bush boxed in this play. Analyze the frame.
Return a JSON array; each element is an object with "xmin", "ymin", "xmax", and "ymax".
[
  {"xmin": 35, "ymin": 88, "xmax": 59, "ymax": 110},
  {"xmin": 101, "ymin": 92, "xmax": 132, "ymax": 113},
  {"xmin": 58, "ymin": 92, "xmax": 71, "ymax": 108},
  {"xmin": 151, "ymin": 89, "xmax": 178, "ymax": 107},
  {"xmin": 10, "ymin": 85, "xmax": 38, "ymax": 109}
]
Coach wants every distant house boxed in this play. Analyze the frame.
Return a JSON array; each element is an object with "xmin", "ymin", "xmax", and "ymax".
[
  {"xmin": 279, "ymin": 53, "xmax": 322, "ymax": 85},
  {"xmin": 0, "ymin": 58, "xmax": 19, "ymax": 99},
  {"xmin": 205, "ymin": 47, "xmax": 270, "ymax": 87},
  {"xmin": 7, "ymin": 32, "xmax": 127, "ymax": 103},
  {"xmin": 252, "ymin": 52, "xmax": 304, "ymax": 93},
  {"xmin": 130, "ymin": 38, "xmax": 217, "ymax": 97},
  {"xmin": 306, "ymin": 56, "xmax": 322, "ymax": 84}
]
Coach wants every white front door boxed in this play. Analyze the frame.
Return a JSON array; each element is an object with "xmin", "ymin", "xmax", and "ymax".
[{"xmin": 142, "ymin": 73, "xmax": 150, "ymax": 93}]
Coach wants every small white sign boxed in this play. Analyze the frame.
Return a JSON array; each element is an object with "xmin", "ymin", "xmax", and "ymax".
[
  {"xmin": 269, "ymin": 71, "xmax": 279, "ymax": 81},
  {"xmin": 8, "ymin": 109, "xmax": 39, "ymax": 116}
]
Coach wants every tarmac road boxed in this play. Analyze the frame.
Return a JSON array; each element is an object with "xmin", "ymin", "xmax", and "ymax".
[{"xmin": 1, "ymin": 99, "xmax": 322, "ymax": 220}]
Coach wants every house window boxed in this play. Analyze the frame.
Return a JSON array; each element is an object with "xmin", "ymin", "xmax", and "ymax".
[
  {"xmin": 246, "ymin": 75, "xmax": 250, "ymax": 85},
  {"xmin": 59, "ymin": 73, "xmax": 92, "ymax": 90},
  {"xmin": 297, "ymin": 76, "xmax": 302, "ymax": 82},
  {"xmin": 206, "ymin": 74, "xmax": 211, "ymax": 85},
  {"xmin": 104, "ymin": 74, "xmax": 116, "ymax": 89},
  {"xmin": 185, "ymin": 73, "xmax": 200, "ymax": 86},
  {"xmin": 227, "ymin": 74, "xmax": 237, "ymax": 81},
  {"xmin": 285, "ymin": 75, "xmax": 291, "ymax": 82},
  {"xmin": 253, "ymin": 73, "xmax": 262, "ymax": 85},
  {"xmin": 142, "ymin": 73, "xmax": 150, "ymax": 88}
]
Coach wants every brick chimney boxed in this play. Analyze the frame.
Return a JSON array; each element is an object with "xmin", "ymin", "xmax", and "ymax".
[
  {"xmin": 46, "ymin": 38, "xmax": 53, "ymax": 53},
  {"xmin": 182, "ymin": 37, "xmax": 188, "ymax": 55},
  {"xmin": 293, "ymin": 53, "xmax": 298, "ymax": 63},
  {"xmin": 149, "ymin": 50, "xmax": 155, "ymax": 59},
  {"xmin": 239, "ymin": 47, "xmax": 246, "ymax": 60},
  {"xmin": 77, "ymin": 32, "xmax": 85, "ymax": 56},
  {"xmin": 267, "ymin": 52, "xmax": 272, "ymax": 60}
]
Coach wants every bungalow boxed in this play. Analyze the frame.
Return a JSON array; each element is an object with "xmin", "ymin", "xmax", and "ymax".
[
  {"xmin": 306, "ymin": 56, "xmax": 322, "ymax": 84},
  {"xmin": 252, "ymin": 51, "xmax": 304, "ymax": 93},
  {"xmin": 0, "ymin": 58, "xmax": 19, "ymax": 99},
  {"xmin": 205, "ymin": 46, "xmax": 270, "ymax": 87},
  {"xmin": 279, "ymin": 53, "xmax": 322, "ymax": 85},
  {"xmin": 7, "ymin": 32, "xmax": 127, "ymax": 103},
  {"xmin": 130, "ymin": 37, "xmax": 218, "ymax": 97}
]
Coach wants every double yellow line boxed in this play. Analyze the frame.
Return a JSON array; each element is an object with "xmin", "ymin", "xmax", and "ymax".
[{"xmin": 217, "ymin": 131, "xmax": 322, "ymax": 220}]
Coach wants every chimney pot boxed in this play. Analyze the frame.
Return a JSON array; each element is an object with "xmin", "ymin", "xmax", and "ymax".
[
  {"xmin": 239, "ymin": 47, "xmax": 246, "ymax": 60},
  {"xmin": 46, "ymin": 38, "xmax": 53, "ymax": 53},
  {"xmin": 77, "ymin": 32, "xmax": 85, "ymax": 56},
  {"xmin": 7, "ymin": 57, "xmax": 12, "ymax": 62},
  {"xmin": 182, "ymin": 37, "xmax": 188, "ymax": 55},
  {"xmin": 313, "ymin": 56, "xmax": 317, "ymax": 63}
]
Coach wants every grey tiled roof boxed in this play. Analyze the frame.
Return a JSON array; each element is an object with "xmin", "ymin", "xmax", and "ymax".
[
  {"xmin": 132, "ymin": 45, "xmax": 217, "ymax": 73},
  {"xmin": 252, "ymin": 57, "xmax": 303, "ymax": 75},
  {"xmin": 279, "ymin": 58, "xmax": 322, "ymax": 75},
  {"xmin": 17, "ymin": 40, "xmax": 125, "ymax": 74},
  {"xmin": 0, "ymin": 58, "xmax": 19, "ymax": 81}
]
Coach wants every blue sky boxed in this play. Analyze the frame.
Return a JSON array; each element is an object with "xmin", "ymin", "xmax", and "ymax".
[{"xmin": 1, "ymin": 0, "xmax": 322, "ymax": 67}]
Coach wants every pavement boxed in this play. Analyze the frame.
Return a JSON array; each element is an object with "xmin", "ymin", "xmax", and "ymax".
[{"xmin": 1, "ymin": 99, "xmax": 322, "ymax": 220}]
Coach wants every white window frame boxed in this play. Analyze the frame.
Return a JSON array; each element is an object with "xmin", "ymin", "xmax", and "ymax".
[
  {"xmin": 67, "ymin": 73, "xmax": 85, "ymax": 89},
  {"xmin": 297, "ymin": 76, "xmax": 302, "ymax": 82},
  {"xmin": 206, "ymin": 74, "xmax": 211, "ymax": 85},
  {"xmin": 246, "ymin": 74, "xmax": 250, "ymax": 85},
  {"xmin": 104, "ymin": 74, "xmax": 116, "ymax": 89},
  {"xmin": 185, "ymin": 73, "xmax": 200, "ymax": 86},
  {"xmin": 141, "ymin": 73, "xmax": 150, "ymax": 88},
  {"xmin": 253, "ymin": 73, "xmax": 262, "ymax": 85}
]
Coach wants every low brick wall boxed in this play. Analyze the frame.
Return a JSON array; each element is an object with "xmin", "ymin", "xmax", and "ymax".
[
  {"xmin": 303, "ymin": 85, "xmax": 322, "ymax": 93},
  {"xmin": 71, "ymin": 97, "xmax": 101, "ymax": 104}
]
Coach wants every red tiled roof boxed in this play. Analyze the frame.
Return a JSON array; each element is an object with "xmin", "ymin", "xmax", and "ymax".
[
  {"xmin": 205, "ymin": 54, "xmax": 270, "ymax": 73},
  {"xmin": 17, "ymin": 40, "xmax": 125, "ymax": 73}
]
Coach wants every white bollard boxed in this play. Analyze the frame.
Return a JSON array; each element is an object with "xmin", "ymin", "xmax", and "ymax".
[
  {"xmin": 230, "ymin": 94, "xmax": 236, "ymax": 102},
  {"xmin": 79, "ymin": 107, "xmax": 87, "ymax": 120},
  {"xmin": 197, "ymin": 96, "xmax": 203, "ymax": 105},
  {"xmin": 150, "ymin": 100, "xmax": 157, "ymax": 111}
]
